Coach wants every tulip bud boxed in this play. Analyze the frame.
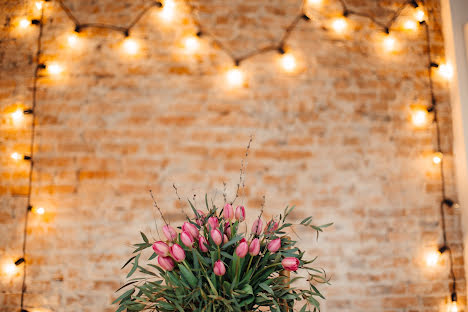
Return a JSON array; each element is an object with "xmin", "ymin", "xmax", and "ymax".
[
  {"xmin": 264, "ymin": 220, "xmax": 279, "ymax": 235},
  {"xmin": 223, "ymin": 234, "xmax": 229, "ymax": 244},
  {"xmin": 181, "ymin": 231, "xmax": 194, "ymax": 248},
  {"xmin": 152, "ymin": 241, "xmax": 170, "ymax": 257},
  {"xmin": 281, "ymin": 257, "xmax": 300, "ymax": 271},
  {"xmin": 211, "ymin": 229, "xmax": 223, "ymax": 246},
  {"xmin": 224, "ymin": 223, "xmax": 232, "ymax": 238},
  {"xmin": 162, "ymin": 225, "xmax": 177, "ymax": 242},
  {"xmin": 207, "ymin": 217, "xmax": 219, "ymax": 230},
  {"xmin": 158, "ymin": 255, "xmax": 175, "ymax": 271},
  {"xmin": 249, "ymin": 238, "xmax": 260, "ymax": 256},
  {"xmin": 251, "ymin": 218, "xmax": 263, "ymax": 235},
  {"xmin": 198, "ymin": 235, "xmax": 209, "ymax": 252},
  {"xmin": 196, "ymin": 210, "xmax": 206, "ymax": 226},
  {"xmin": 267, "ymin": 238, "xmax": 281, "ymax": 253},
  {"xmin": 182, "ymin": 222, "xmax": 199, "ymax": 239},
  {"xmin": 223, "ymin": 203, "xmax": 234, "ymax": 220},
  {"xmin": 213, "ymin": 260, "xmax": 226, "ymax": 276},
  {"xmin": 235, "ymin": 205, "xmax": 246, "ymax": 221},
  {"xmin": 235, "ymin": 240, "xmax": 248, "ymax": 258},
  {"xmin": 170, "ymin": 243, "xmax": 186, "ymax": 262}
]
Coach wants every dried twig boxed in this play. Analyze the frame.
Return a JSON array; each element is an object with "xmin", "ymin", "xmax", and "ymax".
[
  {"xmin": 149, "ymin": 189, "xmax": 169, "ymax": 226},
  {"xmin": 172, "ymin": 183, "xmax": 181, "ymax": 201},
  {"xmin": 231, "ymin": 135, "xmax": 253, "ymax": 205}
]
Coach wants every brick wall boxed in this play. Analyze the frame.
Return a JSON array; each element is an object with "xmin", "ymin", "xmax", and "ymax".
[{"xmin": 0, "ymin": 0, "xmax": 465, "ymax": 311}]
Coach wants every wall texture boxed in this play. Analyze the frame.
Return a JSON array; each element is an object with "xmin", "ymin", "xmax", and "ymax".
[{"xmin": 0, "ymin": 0, "xmax": 466, "ymax": 311}]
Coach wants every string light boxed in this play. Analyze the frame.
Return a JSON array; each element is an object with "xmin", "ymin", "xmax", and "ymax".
[
  {"xmin": 383, "ymin": 35, "xmax": 397, "ymax": 52},
  {"xmin": 159, "ymin": 0, "xmax": 176, "ymax": 23},
  {"xmin": 279, "ymin": 53, "xmax": 297, "ymax": 73},
  {"xmin": 331, "ymin": 17, "xmax": 348, "ymax": 34},
  {"xmin": 11, "ymin": 152, "xmax": 22, "ymax": 161},
  {"xmin": 46, "ymin": 62, "xmax": 64, "ymax": 76},
  {"xmin": 426, "ymin": 250, "xmax": 441, "ymax": 267},
  {"xmin": 122, "ymin": 38, "xmax": 139, "ymax": 55},
  {"xmin": 410, "ymin": 104, "xmax": 431, "ymax": 127},
  {"xmin": 415, "ymin": 8, "xmax": 425, "ymax": 22},
  {"xmin": 307, "ymin": 0, "xmax": 323, "ymax": 7},
  {"xmin": 182, "ymin": 35, "xmax": 200, "ymax": 53},
  {"xmin": 226, "ymin": 66, "xmax": 244, "ymax": 88},
  {"xmin": 447, "ymin": 301, "xmax": 458, "ymax": 312},
  {"xmin": 19, "ymin": 18, "xmax": 31, "ymax": 29},
  {"xmin": 11, "ymin": 108, "xmax": 24, "ymax": 124},
  {"xmin": 3, "ymin": 262, "xmax": 17, "ymax": 276},
  {"xmin": 67, "ymin": 33, "xmax": 79, "ymax": 48},
  {"xmin": 31, "ymin": 206, "xmax": 45, "ymax": 215},
  {"xmin": 432, "ymin": 152, "xmax": 443, "ymax": 164},
  {"xmin": 438, "ymin": 63, "xmax": 453, "ymax": 80},
  {"xmin": 403, "ymin": 20, "xmax": 418, "ymax": 31},
  {"xmin": 35, "ymin": 1, "xmax": 43, "ymax": 10}
]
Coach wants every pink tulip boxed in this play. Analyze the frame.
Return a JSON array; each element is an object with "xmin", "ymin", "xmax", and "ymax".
[
  {"xmin": 198, "ymin": 236, "xmax": 209, "ymax": 252},
  {"xmin": 251, "ymin": 218, "xmax": 263, "ymax": 235},
  {"xmin": 158, "ymin": 255, "xmax": 175, "ymax": 271},
  {"xmin": 281, "ymin": 257, "xmax": 300, "ymax": 271},
  {"xmin": 211, "ymin": 229, "xmax": 223, "ymax": 246},
  {"xmin": 207, "ymin": 217, "xmax": 219, "ymax": 230},
  {"xmin": 249, "ymin": 238, "xmax": 260, "ymax": 256},
  {"xmin": 162, "ymin": 225, "xmax": 177, "ymax": 242},
  {"xmin": 181, "ymin": 231, "xmax": 194, "ymax": 248},
  {"xmin": 213, "ymin": 260, "xmax": 226, "ymax": 276},
  {"xmin": 152, "ymin": 241, "xmax": 170, "ymax": 257},
  {"xmin": 224, "ymin": 223, "xmax": 232, "ymax": 238},
  {"xmin": 236, "ymin": 239, "xmax": 248, "ymax": 258},
  {"xmin": 235, "ymin": 206, "xmax": 246, "ymax": 221},
  {"xmin": 223, "ymin": 234, "xmax": 229, "ymax": 244},
  {"xmin": 170, "ymin": 243, "xmax": 186, "ymax": 262},
  {"xmin": 196, "ymin": 210, "xmax": 206, "ymax": 226},
  {"xmin": 182, "ymin": 222, "xmax": 199, "ymax": 239},
  {"xmin": 264, "ymin": 220, "xmax": 279, "ymax": 234},
  {"xmin": 267, "ymin": 238, "xmax": 281, "ymax": 253},
  {"xmin": 223, "ymin": 203, "xmax": 234, "ymax": 220}
]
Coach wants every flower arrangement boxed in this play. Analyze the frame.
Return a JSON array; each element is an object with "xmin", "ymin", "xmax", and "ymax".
[{"xmin": 114, "ymin": 196, "xmax": 331, "ymax": 312}]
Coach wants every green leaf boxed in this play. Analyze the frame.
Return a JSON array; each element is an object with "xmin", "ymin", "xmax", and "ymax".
[
  {"xmin": 259, "ymin": 282, "xmax": 274, "ymax": 295},
  {"xmin": 140, "ymin": 232, "xmax": 149, "ymax": 243},
  {"xmin": 179, "ymin": 263, "xmax": 198, "ymax": 288},
  {"xmin": 112, "ymin": 288, "xmax": 134, "ymax": 304},
  {"xmin": 121, "ymin": 255, "xmax": 136, "ymax": 269},
  {"xmin": 127, "ymin": 254, "xmax": 140, "ymax": 278}
]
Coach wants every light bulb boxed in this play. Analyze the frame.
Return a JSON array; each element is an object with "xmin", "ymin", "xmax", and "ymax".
[
  {"xmin": 67, "ymin": 33, "xmax": 79, "ymax": 48},
  {"xmin": 438, "ymin": 63, "xmax": 453, "ymax": 80},
  {"xmin": 425, "ymin": 250, "xmax": 440, "ymax": 267},
  {"xmin": 383, "ymin": 35, "xmax": 396, "ymax": 52},
  {"xmin": 19, "ymin": 18, "xmax": 31, "ymax": 29},
  {"xmin": 410, "ymin": 105, "xmax": 430, "ymax": 127},
  {"xmin": 432, "ymin": 152, "xmax": 443, "ymax": 164},
  {"xmin": 160, "ymin": 0, "xmax": 176, "ymax": 23},
  {"xmin": 32, "ymin": 207, "xmax": 45, "ymax": 215},
  {"xmin": 11, "ymin": 152, "xmax": 22, "ymax": 161},
  {"xmin": 47, "ymin": 62, "xmax": 63, "ymax": 76},
  {"xmin": 183, "ymin": 36, "xmax": 200, "ymax": 53},
  {"xmin": 3, "ymin": 262, "xmax": 17, "ymax": 276},
  {"xmin": 415, "ymin": 9, "xmax": 425, "ymax": 22},
  {"xmin": 226, "ymin": 67, "xmax": 244, "ymax": 88},
  {"xmin": 403, "ymin": 20, "xmax": 418, "ymax": 31},
  {"xmin": 280, "ymin": 53, "xmax": 297, "ymax": 73},
  {"xmin": 122, "ymin": 38, "xmax": 139, "ymax": 55},
  {"xmin": 307, "ymin": 0, "xmax": 322, "ymax": 7},
  {"xmin": 331, "ymin": 17, "xmax": 348, "ymax": 34},
  {"xmin": 447, "ymin": 301, "xmax": 458, "ymax": 312},
  {"xmin": 12, "ymin": 108, "xmax": 24, "ymax": 124},
  {"xmin": 35, "ymin": 1, "xmax": 43, "ymax": 10}
]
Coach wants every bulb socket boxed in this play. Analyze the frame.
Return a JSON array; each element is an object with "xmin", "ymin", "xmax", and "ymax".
[
  {"xmin": 23, "ymin": 109, "xmax": 34, "ymax": 115},
  {"xmin": 278, "ymin": 46, "xmax": 285, "ymax": 54},
  {"xmin": 23, "ymin": 155, "xmax": 32, "ymax": 160},
  {"xmin": 196, "ymin": 31, "xmax": 203, "ymax": 37},
  {"xmin": 409, "ymin": 0, "xmax": 419, "ymax": 8},
  {"xmin": 155, "ymin": 1, "xmax": 163, "ymax": 8},
  {"xmin": 27, "ymin": 205, "xmax": 33, "ymax": 212},
  {"xmin": 31, "ymin": 19, "xmax": 41, "ymax": 25},
  {"xmin": 451, "ymin": 292, "xmax": 457, "ymax": 302},
  {"xmin": 302, "ymin": 14, "xmax": 310, "ymax": 21},
  {"xmin": 15, "ymin": 258, "xmax": 25, "ymax": 266},
  {"xmin": 384, "ymin": 27, "xmax": 390, "ymax": 34},
  {"xmin": 443, "ymin": 198, "xmax": 455, "ymax": 207},
  {"xmin": 438, "ymin": 245, "xmax": 448, "ymax": 254},
  {"xmin": 343, "ymin": 10, "xmax": 349, "ymax": 17},
  {"xmin": 234, "ymin": 59, "xmax": 240, "ymax": 66},
  {"xmin": 74, "ymin": 25, "xmax": 81, "ymax": 33},
  {"xmin": 123, "ymin": 29, "xmax": 130, "ymax": 37},
  {"xmin": 430, "ymin": 62, "xmax": 439, "ymax": 68},
  {"xmin": 37, "ymin": 63, "xmax": 46, "ymax": 70}
]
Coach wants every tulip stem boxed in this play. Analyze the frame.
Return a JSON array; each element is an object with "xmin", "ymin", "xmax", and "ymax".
[
  {"xmin": 246, "ymin": 255, "xmax": 254, "ymax": 274},
  {"xmin": 217, "ymin": 246, "xmax": 221, "ymax": 259}
]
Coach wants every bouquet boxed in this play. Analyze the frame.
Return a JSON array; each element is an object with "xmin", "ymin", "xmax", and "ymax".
[{"xmin": 114, "ymin": 195, "xmax": 331, "ymax": 312}]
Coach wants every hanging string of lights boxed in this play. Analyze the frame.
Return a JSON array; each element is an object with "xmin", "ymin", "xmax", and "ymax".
[{"xmin": 6, "ymin": 0, "xmax": 459, "ymax": 311}]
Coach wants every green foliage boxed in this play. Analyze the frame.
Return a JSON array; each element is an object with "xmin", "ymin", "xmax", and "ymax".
[{"xmin": 115, "ymin": 200, "xmax": 331, "ymax": 312}]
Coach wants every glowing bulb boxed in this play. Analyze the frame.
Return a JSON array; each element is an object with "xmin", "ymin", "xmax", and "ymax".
[
  {"xmin": 11, "ymin": 152, "xmax": 22, "ymax": 160},
  {"xmin": 280, "ymin": 53, "xmax": 297, "ymax": 73},
  {"xmin": 331, "ymin": 18, "xmax": 348, "ymax": 34},
  {"xmin": 183, "ymin": 36, "xmax": 200, "ymax": 53},
  {"xmin": 410, "ymin": 105, "xmax": 430, "ymax": 127},
  {"xmin": 19, "ymin": 19, "xmax": 31, "ymax": 29},
  {"xmin": 47, "ymin": 62, "xmax": 63, "ymax": 76},
  {"xmin": 307, "ymin": 0, "xmax": 322, "ymax": 7},
  {"xmin": 3, "ymin": 263, "xmax": 17, "ymax": 276},
  {"xmin": 226, "ymin": 67, "xmax": 244, "ymax": 88},
  {"xmin": 67, "ymin": 33, "xmax": 79, "ymax": 48},
  {"xmin": 403, "ymin": 20, "xmax": 418, "ymax": 31},
  {"xmin": 438, "ymin": 63, "xmax": 453, "ymax": 79},
  {"xmin": 383, "ymin": 35, "xmax": 396, "ymax": 52},
  {"xmin": 426, "ymin": 250, "xmax": 440, "ymax": 267},
  {"xmin": 12, "ymin": 108, "xmax": 24, "ymax": 124},
  {"xmin": 35, "ymin": 1, "xmax": 43, "ymax": 10},
  {"xmin": 122, "ymin": 38, "xmax": 139, "ymax": 55},
  {"xmin": 447, "ymin": 301, "xmax": 458, "ymax": 312},
  {"xmin": 415, "ymin": 9, "xmax": 425, "ymax": 22},
  {"xmin": 432, "ymin": 152, "xmax": 443, "ymax": 164},
  {"xmin": 160, "ymin": 0, "xmax": 176, "ymax": 22},
  {"xmin": 31, "ymin": 206, "xmax": 45, "ymax": 215}
]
